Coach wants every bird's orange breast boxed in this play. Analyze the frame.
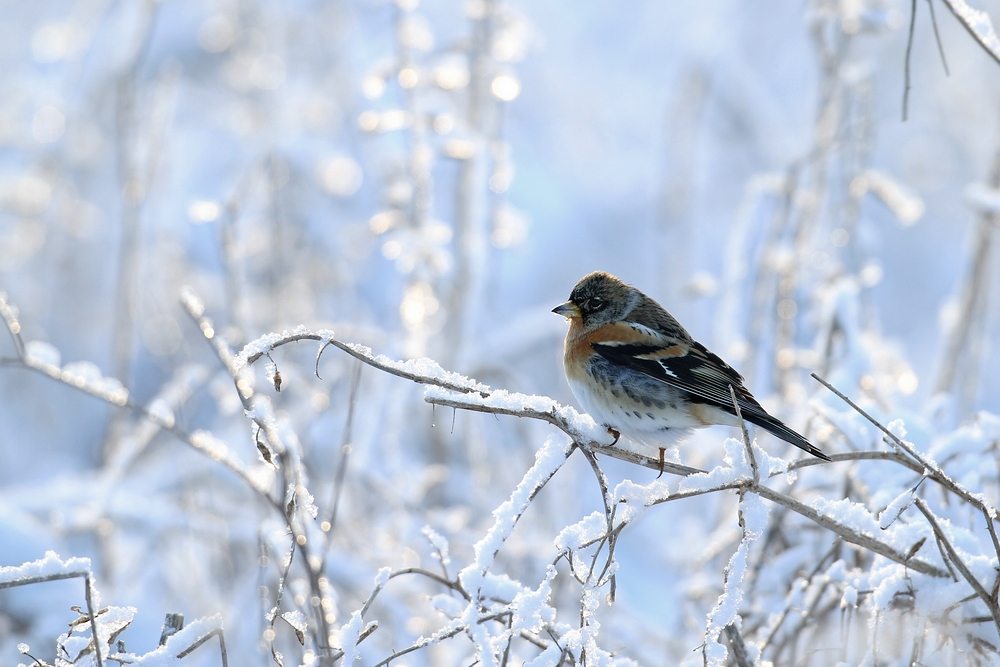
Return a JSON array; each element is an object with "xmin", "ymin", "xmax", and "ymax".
[{"xmin": 564, "ymin": 320, "xmax": 681, "ymax": 382}]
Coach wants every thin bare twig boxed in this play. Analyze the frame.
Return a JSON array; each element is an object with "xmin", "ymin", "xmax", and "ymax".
[
  {"xmin": 368, "ymin": 623, "xmax": 465, "ymax": 667},
  {"xmin": 84, "ymin": 575, "xmax": 104, "ymax": 667},
  {"xmin": 724, "ymin": 624, "xmax": 751, "ymax": 667},
  {"xmin": 903, "ymin": 0, "xmax": 917, "ymax": 121},
  {"xmin": 926, "ymin": 0, "xmax": 952, "ymax": 74},
  {"xmin": 0, "ymin": 570, "xmax": 103, "ymax": 667}
]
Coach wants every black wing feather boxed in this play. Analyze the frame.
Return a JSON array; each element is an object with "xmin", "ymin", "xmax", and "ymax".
[{"xmin": 591, "ymin": 341, "xmax": 831, "ymax": 461}]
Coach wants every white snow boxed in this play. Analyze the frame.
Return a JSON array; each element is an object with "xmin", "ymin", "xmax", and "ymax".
[
  {"xmin": 179, "ymin": 286, "xmax": 205, "ymax": 318},
  {"xmin": 678, "ymin": 439, "xmax": 753, "ymax": 493},
  {"xmin": 234, "ymin": 326, "xmax": 310, "ymax": 371},
  {"xmin": 147, "ymin": 398, "xmax": 175, "ymax": 428},
  {"xmin": 878, "ymin": 488, "xmax": 914, "ymax": 529},
  {"xmin": 130, "ymin": 614, "xmax": 223, "ymax": 666},
  {"xmin": 942, "ymin": 0, "xmax": 1000, "ymax": 62},
  {"xmin": 281, "ymin": 609, "xmax": 308, "ymax": 636},
  {"xmin": 0, "ymin": 550, "xmax": 91, "ymax": 584},
  {"xmin": 702, "ymin": 494, "xmax": 769, "ymax": 666},
  {"xmin": 459, "ymin": 437, "xmax": 573, "ymax": 595},
  {"xmin": 334, "ymin": 611, "xmax": 365, "ymax": 664},
  {"xmin": 23, "ymin": 340, "xmax": 60, "ymax": 368}
]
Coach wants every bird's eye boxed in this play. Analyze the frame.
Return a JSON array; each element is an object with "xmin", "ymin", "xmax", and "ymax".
[{"xmin": 590, "ymin": 298, "xmax": 605, "ymax": 311}]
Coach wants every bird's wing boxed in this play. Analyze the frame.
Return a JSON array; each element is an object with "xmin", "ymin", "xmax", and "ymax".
[
  {"xmin": 589, "ymin": 322, "xmax": 831, "ymax": 460},
  {"xmin": 588, "ymin": 322, "xmax": 757, "ymax": 416}
]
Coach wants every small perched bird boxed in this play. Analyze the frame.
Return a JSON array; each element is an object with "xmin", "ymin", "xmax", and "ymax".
[{"xmin": 553, "ymin": 271, "xmax": 830, "ymax": 462}]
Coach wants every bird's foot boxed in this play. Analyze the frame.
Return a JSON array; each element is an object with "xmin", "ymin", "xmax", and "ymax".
[
  {"xmin": 606, "ymin": 427, "xmax": 621, "ymax": 446},
  {"xmin": 656, "ymin": 447, "xmax": 666, "ymax": 479}
]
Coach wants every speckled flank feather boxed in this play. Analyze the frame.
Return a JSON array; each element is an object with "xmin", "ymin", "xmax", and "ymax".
[{"xmin": 556, "ymin": 272, "xmax": 831, "ymax": 461}]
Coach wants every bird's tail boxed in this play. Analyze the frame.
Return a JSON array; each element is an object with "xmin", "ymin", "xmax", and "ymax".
[{"xmin": 745, "ymin": 412, "xmax": 831, "ymax": 461}]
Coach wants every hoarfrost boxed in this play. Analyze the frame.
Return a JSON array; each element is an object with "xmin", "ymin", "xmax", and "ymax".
[{"xmin": 421, "ymin": 525, "xmax": 451, "ymax": 566}]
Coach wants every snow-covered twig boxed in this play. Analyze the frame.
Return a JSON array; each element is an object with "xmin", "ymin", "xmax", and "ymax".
[
  {"xmin": 0, "ymin": 291, "xmax": 25, "ymax": 358},
  {"xmin": 0, "ymin": 552, "xmax": 104, "ymax": 667},
  {"xmin": 0, "ymin": 296, "xmax": 267, "ymax": 499},
  {"xmin": 914, "ymin": 497, "xmax": 1000, "ymax": 635},
  {"xmin": 175, "ymin": 627, "xmax": 228, "ymax": 667},
  {"xmin": 238, "ymin": 330, "xmax": 492, "ymax": 396},
  {"xmin": 703, "ymin": 493, "xmax": 768, "ymax": 666},
  {"xmin": 179, "ymin": 291, "xmax": 337, "ymax": 653},
  {"xmin": 109, "ymin": 614, "xmax": 228, "ymax": 666},
  {"xmin": 813, "ymin": 372, "xmax": 1000, "ymax": 551},
  {"xmin": 729, "ymin": 384, "xmax": 758, "ymax": 485},
  {"xmin": 939, "ymin": 0, "xmax": 1000, "ymax": 66}
]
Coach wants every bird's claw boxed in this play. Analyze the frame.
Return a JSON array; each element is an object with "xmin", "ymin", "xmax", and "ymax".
[
  {"xmin": 607, "ymin": 427, "xmax": 620, "ymax": 446},
  {"xmin": 656, "ymin": 447, "xmax": 666, "ymax": 479}
]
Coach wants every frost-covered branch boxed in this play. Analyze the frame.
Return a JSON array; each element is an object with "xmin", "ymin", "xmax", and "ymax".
[
  {"xmin": 940, "ymin": 0, "xmax": 1000, "ymax": 66},
  {"xmin": 0, "ymin": 295, "xmax": 269, "ymax": 500},
  {"xmin": 814, "ymin": 373, "xmax": 1000, "ymax": 530},
  {"xmin": 914, "ymin": 497, "xmax": 1000, "ymax": 635},
  {"xmin": 1, "ymin": 553, "xmax": 102, "ymax": 667}
]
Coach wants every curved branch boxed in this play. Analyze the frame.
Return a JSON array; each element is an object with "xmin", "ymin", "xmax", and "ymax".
[{"xmin": 785, "ymin": 450, "xmax": 924, "ymax": 475}]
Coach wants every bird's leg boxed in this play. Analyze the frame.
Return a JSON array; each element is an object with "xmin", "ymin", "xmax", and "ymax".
[
  {"xmin": 606, "ymin": 427, "xmax": 620, "ymax": 445},
  {"xmin": 656, "ymin": 447, "xmax": 666, "ymax": 479}
]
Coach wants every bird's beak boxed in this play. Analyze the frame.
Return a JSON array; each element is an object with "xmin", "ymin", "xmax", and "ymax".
[{"xmin": 552, "ymin": 301, "xmax": 581, "ymax": 318}]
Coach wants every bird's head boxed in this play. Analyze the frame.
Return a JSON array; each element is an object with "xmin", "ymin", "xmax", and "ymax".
[{"xmin": 552, "ymin": 271, "xmax": 636, "ymax": 329}]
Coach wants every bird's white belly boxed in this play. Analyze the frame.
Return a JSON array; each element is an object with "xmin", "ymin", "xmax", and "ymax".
[{"xmin": 567, "ymin": 374, "xmax": 704, "ymax": 437}]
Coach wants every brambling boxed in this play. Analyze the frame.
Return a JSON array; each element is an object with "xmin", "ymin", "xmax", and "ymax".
[{"xmin": 553, "ymin": 271, "xmax": 830, "ymax": 462}]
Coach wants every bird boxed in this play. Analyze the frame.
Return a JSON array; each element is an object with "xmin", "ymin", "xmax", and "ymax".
[{"xmin": 552, "ymin": 271, "xmax": 830, "ymax": 465}]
